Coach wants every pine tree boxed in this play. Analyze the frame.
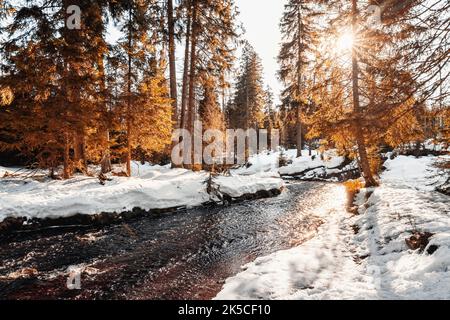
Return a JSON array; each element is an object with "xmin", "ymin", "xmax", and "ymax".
[
  {"xmin": 0, "ymin": 0, "xmax": 173, "ymax": 177},
  {"xmin": 278, "ymin": 0, "xmax": 318, "ymax": 157},
  {"xmin": 303, "ymin": 0, "xmax": 443, "ymax": 185},
  {"xmin": 112, "ymin": 0, "xmax": 172, "ymax": 176},
  {"xmin": 0, "ymin": 0, "xmax": 110, "ymax": 178},
  {"xmin": 227, "ymin": 43, "xmax": 265, "ymax": 130},
  {"xmin": 179, "ymin": 0, "xmax": 238, "ymax": 169}
]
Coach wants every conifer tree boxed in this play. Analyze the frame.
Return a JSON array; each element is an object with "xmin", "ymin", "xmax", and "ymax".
[
  {"xmin": 227, "ymin": 43, "xmax": 265, "ymax": 130},
  {"xmin": 278, "ymin": 0, "xmax": 318, "ymax": 157},
  {"xmin": 0, "ymin": 0, "xmax": 173, "ymax": 177},
  {"xmin": 0, "ymin": 0, "xmax": 110, "ymax": 177},
  {"xmin": 113, "ymin": 0, "xmax": 172, "ymax": 176},
  {"xmin": 179, "ymin": 0, "xmax": 238, "ymax": 169},
  {"xmin": 303, "ymin": 0, "xmax": 444, "ymax": 185}
]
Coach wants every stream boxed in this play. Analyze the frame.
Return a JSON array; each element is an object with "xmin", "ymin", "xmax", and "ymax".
[{"xmin": 0, "ymin": 181, "xmax": 343, "ymax": 300}]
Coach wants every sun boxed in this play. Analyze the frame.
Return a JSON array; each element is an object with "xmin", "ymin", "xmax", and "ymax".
[{"xmin": 337, "ymin": 31, "xmax": 355, "ymax": 52}]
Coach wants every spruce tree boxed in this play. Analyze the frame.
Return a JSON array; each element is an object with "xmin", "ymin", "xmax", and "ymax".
[
  {"xmin": 179, "ymin": 0, "xmax": 238, "ymax": 169},
  {"xmin": 0, "ymin": 0, "xmax": 109, "ymax": 177},
  {"xmin": 227, "ymin": 43, "xmax": 265, "ymax": 131},
  {"xmin": 113, "ymin": 0, "xmax": 172, "ymax": 176},
  {"xmin": 278, "ymin": 0, "xmax": 318, "ymax": 157}
]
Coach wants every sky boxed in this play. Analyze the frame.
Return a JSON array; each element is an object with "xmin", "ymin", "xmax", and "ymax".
[{"xmin": 235, "ymin": 0, "xmax": 287, "ymax": 104}]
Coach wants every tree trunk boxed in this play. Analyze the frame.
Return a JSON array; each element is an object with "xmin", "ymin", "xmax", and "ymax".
[
  {"xmin": 98, "ymin": 53, "xmax": 111, "ymax": 174},
  {"xmin": 187, "ymin": 0, "xmax": 199, "ymax": 170},
  {"xmin": 126, "ymin": 6, "xmax": 133, "ymax": 177},
  {"xmin": 281, "ymin": 111, "xmax": 288, "ymax": 147},
  {"xmin": 100, "ymin": 130, "xmax": 112, "ymax": 174},
  {"xmin": 245, "ymin": 74, "xmax": 250, "ymax": 162},
  {"xmin": 63, "ymin": 131, "xmax": 71, "ymax": 179},
  {"xmin": 296, "ymin": 4, "xmax": 303, "ymax": 158},
  {"xmin": 74, "ymin": 132, "xmax": 87, "ymax": 172},
  {"xmin": 126, "ymin": 118, "xmax": 132, "ymax": 177},
  {"xmin": 60, "ymin": 13, "xmax": 71, "ymax": 180},
  {"xmin": 351, "ymin": 0, "xmax": 377, "ymax": 187},
  {"xmin": 167, "ymin": 0, "xmax": 178, "ymax": 124},
  {"xmin": 168, "ymin": 0, "xmax": 180, "ymax": 168},
  {"xmin": 187, "ymin": 1, "xmax": 198, "ymax": 135},
  {"xmin": 180, "ymin": 2, "xmax": 192, "ymax": 130}
]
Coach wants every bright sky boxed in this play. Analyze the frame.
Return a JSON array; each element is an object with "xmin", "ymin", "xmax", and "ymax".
[{"xmin": 236, "ymin": 0, "xmax": 287, "ymax": 104}]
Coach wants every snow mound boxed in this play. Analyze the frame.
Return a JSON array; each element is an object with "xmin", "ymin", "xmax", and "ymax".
[
  {"xmin": 382, "ymin": 155, "xmax": 447, "ymax": 191},
  {"xmin": 279, "ymin": 150, "xmax": 355, "ymax": 180},
  {"xmin": 423, "ymin": 139, "xmax": 450, "ymax": 152},
  {"xmin": 232, "ymin": 149, "xmax": 354, "ymax": 181},
  {"xmin": 0, "ymin": 165, "xmax": 284, "ymax": 223}
]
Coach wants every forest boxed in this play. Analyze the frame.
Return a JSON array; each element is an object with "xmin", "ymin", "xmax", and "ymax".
[
  {"xmin": 0, "ymin": 0, "xmax": 449, "ymax": 302},
  {"xmin": 0, "ymin": 0, "xmax": 447, "ymax": 183}
]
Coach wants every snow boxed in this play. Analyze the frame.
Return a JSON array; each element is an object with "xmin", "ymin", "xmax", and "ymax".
[
  {"xmin": 0, "ymin": 162, "xmax": 283, "ymax": 223},
  {"xmin": 216, "ymin": 154, "xmax": 450, "ymax": 300},
  {"xmin": 423, "ymin": 139, "xmax": 450, "ymax": 152},
  {"xmin": 278, "ymin": 149, "xmax": 350, "ymax": 177},
  {"xmin": 233, "ymin": 149, "xmax": 352, "ymax": 180},
  {"xmin": 215, "ymin": 184, "xmax": 362, "ymax": 300},
  {"xmin": 215, "ymin": 173, "xmax": 282, "ymax": 198},
  {"xmin": 0, "ymin": 149, "xmax": 355, "ymax": 223},
  {"xmin": 382, "ymin": 155, "xmax": 447, "ymax": 190},
  {"xmin": 231, "ymin": 150, "xmax": 295, "ymax": 175}
]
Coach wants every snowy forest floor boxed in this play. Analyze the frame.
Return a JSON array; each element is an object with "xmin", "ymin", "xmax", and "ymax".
[
  {"xmin": 0, "ymin": 149, "xmax": 353, "ymax": 227},
  {"xmin": 0, "ymin": 162, "xmax": 283, "ymax": 226},
  {"xmin": 216, "ymin": 155, "xmax": 450, "ymax": 300}
]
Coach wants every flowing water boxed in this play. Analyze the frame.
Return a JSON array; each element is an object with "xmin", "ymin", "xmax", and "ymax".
[{"xmin": 0, "ymin": 181, "xmax": 344, "ymax": 300}]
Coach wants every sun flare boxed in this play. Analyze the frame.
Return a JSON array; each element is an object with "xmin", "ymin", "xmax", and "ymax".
[{"xmin": 337, "ymin": 31, "xmax": 355, "ymax": 52}]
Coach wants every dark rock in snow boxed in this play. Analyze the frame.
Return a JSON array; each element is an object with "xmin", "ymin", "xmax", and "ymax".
[
  {"xmin": 405, "ymin": 231, "xmax": 434, "ymax": 252},
  {"xmin": 427, "ymin": 244, "xmax": 439, "ymax": 255},
  {"xmin": 351, "ymin": 225, "xmax": 360, "ymax": 235},
  {"xmin": 0, "ymin": 217, "xmax": 26, "ymax": 234}
]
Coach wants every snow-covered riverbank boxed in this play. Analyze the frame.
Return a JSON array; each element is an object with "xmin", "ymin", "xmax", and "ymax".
[
  {"xmin": 216, "ymin": 155, "xmax": 450, "ymax": 300},
  {"xmin": 0, "ymin": 162, "xmax": 283, "ymax": 224},
  {"xmin": 0, "ymin": 149, "xmax": 357, "ymax": 225},
  {"xmin": 235, "ymin": 149, "xmax": 358, "ymax": 181}
]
